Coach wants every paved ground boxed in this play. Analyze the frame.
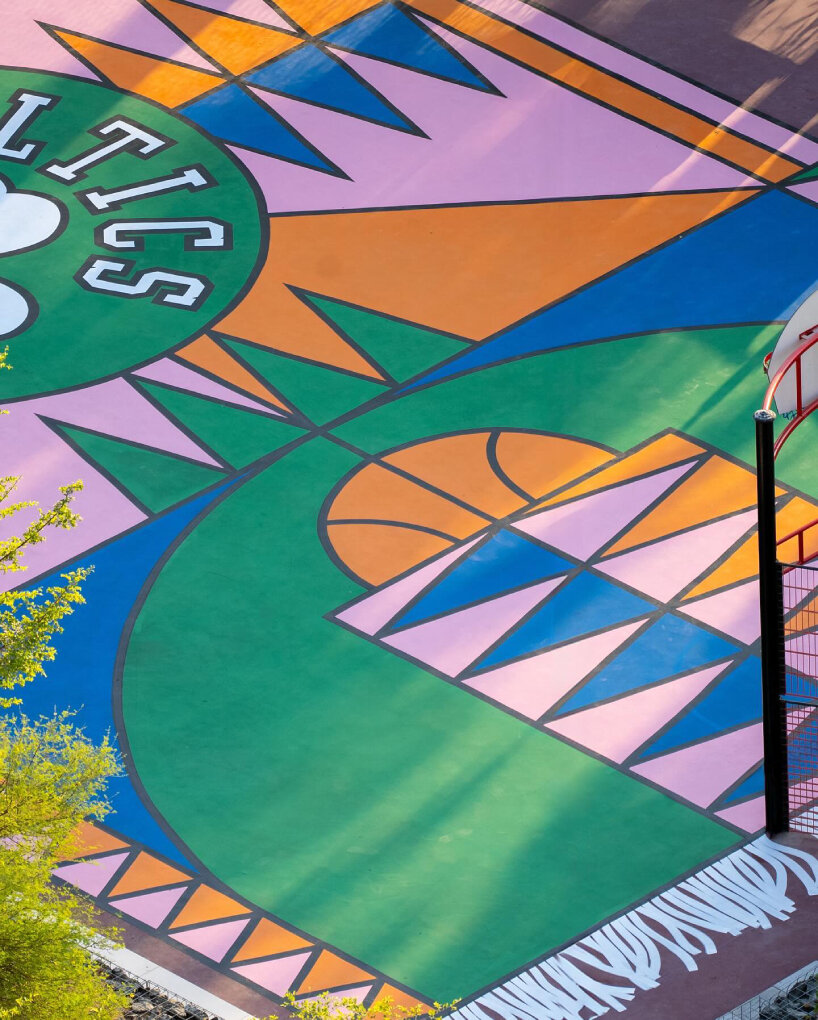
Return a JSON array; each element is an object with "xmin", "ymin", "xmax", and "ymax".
[{"xmin": 3, "ymin": 1, "xmax": 818, "ymax": 1017}]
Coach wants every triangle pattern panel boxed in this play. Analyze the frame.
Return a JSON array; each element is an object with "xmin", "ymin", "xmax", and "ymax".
[
  {"xmin": 171, "ymin": 918, "xmax": 251, "ymax": 962},
  {"xmin": 180, "ymin": 83, "xmax": 334, "ymax": 169},
  {"xmin": 321, "ymin": 3, "xmax": 492, "ymax": 90},
  {"xmin": 631, "ymin": 721, "xmax": 764, "ymax": 808},
  {"xmin": 335, "ymin": 537, "xmax": 481, "ymax": 636},
  {"xmin": 391, "ymin": 530, "xmax": 573, "ymax": 630},
  {"xmin": 109, "ymin": 851, "xmax": 191, "ymax": 897},
  {"xmin": 231, "ymin": 918, "xmax": 313, "ymax": 962},
  {"xmin": 604, "ymin": 458, "xmax": 761, "ymax": 556},
  {"xmin": 463, "ymin": 618, "xmax": 647, "ymax": 721},
  {"xmin": 233, "ymin": 952, "xmax": 314, "ymax": 994},
  {"xmin": 679, "ymin": 580, "xmax": 761, "ymax": 645},
  {"xmin": 555, "ymin": 615, "xmax": 738, "ymax": 717},
  {"xmin": 515, "ymin": 461, "xmax": 696, "ymax": 561},
  {"xmin": 56, "ymin": 423, "xmax": 225, "ymax": 514},
  {"xmin": 145, "ymin": 0, "xmax": 301, "ymax": 74},
  {"xmin": 134, "ymin": 357, "xmax": 285, "ymax": 417},
  {"xmin": 477, "ymin": 572, "xmax": 656, "ymax": 670},
  {"xmin": 169, "ymin": 885, "xmax": 251, "ymax": 928},
  {"xmin": 223, "ymin": 338, "xmax": 387, "ymax": 422},
  {"xmin": 637, "ymin": 656, "xmax": 762, "ymax": 761},
  {"xmin": 301, "ymin": 984, "xmax": 373, "ymax": 1004},
  {"xmin": 51, "ymin": 29, "xmax": 223, "ymax": 107},
  {"xmin": 383, "ymin": 576, "xmax": 565, "ymax": 677},
  {"xmin": 189, "ymin": 0, "xmax": 294, "ymax": 29},
  {"xmin": 53, "ymin": 851, "xmax": 129, "ymax": 897},
  {"xmin": 179, "ymin": 335, "xmax": 293, "ymax": 413},
  {"xmin": 296, "ymin": 949, "xmax": 375, "ymax": 994},
  {"xmin": 247, "ymin": 44, "xmax": 412, "ymax": 130},
  {"xmin": 545, "ymin": 662, "xmax": 728, "ymax": 764},
  {"xmin": 596, "ymin": 509, "xmax": 758, "ymax": 602},
  {"xmin": 109, "ymin": 886, "xmax": 189, "ymax": 927},
  {"xmin": 304, "ymin": 294, "xmax": 470, "ymax": 383},
  {"xmin": 271, "ymin": 0, "xmax": 379, "ymax": 36}
]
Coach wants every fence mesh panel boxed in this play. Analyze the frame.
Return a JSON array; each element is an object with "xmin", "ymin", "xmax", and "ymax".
[{"xmin": 783, "ymin": 563, "xmax": 818, "ymax": 833}]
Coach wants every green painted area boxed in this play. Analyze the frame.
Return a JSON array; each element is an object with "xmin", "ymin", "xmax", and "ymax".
[
  {"xmin": 304, "ymin": 294, "xmax": 470, "ymax": 382},
  {"xmin": 793, "ymin": 164, "xmax": 818, "ymax": 182},
  {"xmin": 123, "ymin": 438, "xmax": 738, "ymax": 1000},
  {"xmin": 138, "ymin": 381, "xmax": 304, "ymax": 468},
  {"xmin": 335, "ymin": 323, "xmax": 818, "ymax": 497},
  {"xmin": 57, "ymin": 424, "xmax": 225, "ymax": 513},
  {"xmin": 0, "ymin": 69, "xmax": 262, "ymax": 399},
  {"xmin": 222, "ymin": 337, "xmax": 387, "ymax": 424}
]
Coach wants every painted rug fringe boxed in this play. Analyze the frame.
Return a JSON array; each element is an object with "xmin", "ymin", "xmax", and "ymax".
[{"xmin": 457, "ymin": 835, "xmax": 818, "ymax": 1020}]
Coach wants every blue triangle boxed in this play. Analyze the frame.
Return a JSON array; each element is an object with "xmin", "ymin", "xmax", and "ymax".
[
  {"xmin": 408, "ymin": 190, "xmax": 818, "ymax": 389},
  {"xmin": 10, "ymin": 481, "xmax": 236, "ymax": 866},
  {"xmin": 477, "ymin": 571, "xmax": 654, "ymax": 669},
  {"xmin": 322, "ymin": 3, "xmax": 492, "ymax": 91},
  {"xmin": 247, "ymin": 44, "xmax": 411, "ymax": 130},
  {"xmin": 180, "ymin": 82, "xmax": 333, "ymax": 170},
  {"xmin": 391, "ymin": 530, "xmax": 572, "ymax": 630},
  {"xmin": 721, "ymin": 764, "xmax": 764, "ymax": 806},
  {"xmin": 556, "ymin": 615, "xmax": 738, "ymax": 717},
  {"xmin": 636, "ymin": 656, "xmax": 761, "ymax": 760}
]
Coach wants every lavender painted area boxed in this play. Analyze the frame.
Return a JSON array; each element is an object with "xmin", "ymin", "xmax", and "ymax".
[
  {"xmin": 232, "ymin": 953, "xmax": 313, "ymax": 994},
  {"xmin": 238, "ymin": 32, "xmax": 754, "ymax": 213},
  {"xmin": 468, "ymin": 0, "xmax": 818, "ymax": 166},
  {"xmin": 5, "ymin": 0, "xmax": 217, "ymax": 76},
  {"xmin": 0, "ymin": 408, "xmax": 144, "ymax": 590},
  {"xmin": 53, "ymin": 851, "xmax": 129, "ymax": 896},
  {"xmin": 109, "ymin": 886, "xmax": 188, "ymax": 928},
  {"xmin": 171, "ymin": 918, "xmax": 251, "ymax": 962},
  {"xmin": 186, "ymin": 0, "xmax": 293, "ymax": 30},
  {"xmin": 680, "ymin": 580, "xmax": 761, "ymax": 645},
  {"xmin": 789, "ymin": 181, "xmax": 818, "ymax": 205}
]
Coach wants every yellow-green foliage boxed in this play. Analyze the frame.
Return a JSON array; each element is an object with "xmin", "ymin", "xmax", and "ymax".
[
  {"xmin": 281, "ymin": 992, "xmax": 460, "ymax": 1020},
  {"xmin": 0, "ymin": 350, "xmax": 127, "ymax": 1018}
]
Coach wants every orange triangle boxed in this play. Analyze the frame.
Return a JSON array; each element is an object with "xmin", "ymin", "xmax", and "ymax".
[
  {"xmin": 231, "ymin": 918, "xmax": 313, "ymax": 962},
  {"xmin": 145, "ymin": 0, "xmax": 301, "ymax": 74},
  {"xmin": 65, "ymin": 821, "xmax": 129, "ymax": 860},
  {"xmin": 371, "ymin": 984, "xmax": 432, "ymax": 1015},
  {"xmin": 108, "ymin": 851, "xmax": 190, "ymax": 897},
  {"xmin": 53, "ymin": 30, "xmax": 223, "ymax": 107},
  {"xmin": 327, "ymin": 522, "xmax": 453, "ymax": 586},
  {"xmin": 178, "ymin": 335, "xmax": 292, "ymax": 413},
  {"xmin": 603, "ymin": 456, "xmax": 763, "ymax": 555},
  {"xmin": 685, "ymin": 496, "xmax": 818, "ymax": 598},
  {"xmin": 169, "ymin": 885, "xmax": 251, "ymax": 929},
  {"xmin": 296, "ymin": 950, "xmax": 374, "ymax": 995},
  {"xmin": 273, "ymin": 0, "xmax": 379, "ymax": 35},
  {"xmin": 220, "ymin": 194, "xmax": 752, "ymax": 380},
  {"xmin": 536, "ymin": 434, "xmax": 704, "ymax": 509}
]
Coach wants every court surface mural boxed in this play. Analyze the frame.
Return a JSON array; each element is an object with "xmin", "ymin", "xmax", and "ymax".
[{"xmin": 5, "ymin": 1, "xmax": 818, "ymax": 1016}]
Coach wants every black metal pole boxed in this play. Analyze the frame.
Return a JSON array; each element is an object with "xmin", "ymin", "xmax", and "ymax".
[{"xmin": 755, "ymin": 409, "xmax": 789, "ymax": 835}]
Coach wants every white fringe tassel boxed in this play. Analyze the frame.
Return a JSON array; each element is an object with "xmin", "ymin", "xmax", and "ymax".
[{"xmin": 458, "ymin": 835, "xmax": 818, "ymax": 1020}]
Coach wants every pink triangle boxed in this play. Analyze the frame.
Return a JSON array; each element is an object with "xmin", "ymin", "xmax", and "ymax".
[
  {"xmin": 53, "ymin": 851, "xmax": 129, "ymax": 897},
  {"xmin": 335, "ymin": 537, "xmax": 481, "ymax": 636},
  {"xmin": 171, "ymin": 918, "xmax": 251, "ymax": 963},
  {"xmin": 632, "ymin": 721, "xmax": 763, "ymax": 808},
  {"xmin": 463, "ymin": 618, "xmax": 647, "ymax": 719},
  {"xmin": 134, "ymin": 358, "xmax": 284, "ymax": 418},
  {"xmin": 382, "ymin": 576, "xmax": 565, "ymax": 677},
  {"xmin": 301, "ymin": 985, "xmax": 373, "ymax": 1005},
  {"xmin": 188, "ymin": 0, "xmax": 294, "ymax": 30},
  {"xmin": 232, "ymin": 952, "xmax": 313, "ymax": 994},
  {"xmin": 680, "ymin": 580, "xmax": 760, "ymax": 644},
  {"xmin": 717, "ymin": 797, "xmax": 765, "ymax": 833},
  {"xmin": 514, "ymin": 462, "xmax": 696, "ymax": 560},
  {"xmin": 545, "ymin": 661, "xmax": 730, "ymax": 762},
  {"xmin": 597, "ymin": 509, "xmax": 757, "ymax": 602},
  {"xmin": 109, "ymin": 886, "xmax": 188, "ymax": 928}
]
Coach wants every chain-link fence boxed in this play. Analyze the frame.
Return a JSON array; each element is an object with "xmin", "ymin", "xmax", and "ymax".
[{"xmin": 718, "ymin": 961, "xmax": 818, "ymax": 1020}]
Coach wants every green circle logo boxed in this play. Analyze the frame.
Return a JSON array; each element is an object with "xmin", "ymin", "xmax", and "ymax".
[{"xmin": 0, "ymin": 69, "xmax": 264, "ymax": 399}]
